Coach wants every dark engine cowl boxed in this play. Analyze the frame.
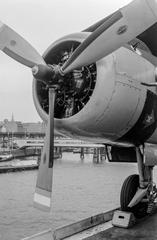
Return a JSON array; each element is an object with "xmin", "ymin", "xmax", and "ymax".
[{"xmin": 33, "ymin": 32, "xmax": 96, "ymax": 120}]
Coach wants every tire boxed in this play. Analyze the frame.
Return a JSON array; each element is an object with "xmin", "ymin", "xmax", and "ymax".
[{"xmin": 120, "ymin": 174, "xmax": 148, "ymax": 218}]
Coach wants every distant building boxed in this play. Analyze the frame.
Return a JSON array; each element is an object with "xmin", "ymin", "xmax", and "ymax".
[
  {"xmin": 0, "ymin": 114, "xmax": 65, "ymax": 137},
  {"xmin": 0, "ymin": 114, "xmax": 45, "ymax": 134},
  {"xmin": 23, "ymin": 122, "xmax": 46, "ymax": 134},
  {"xmin": 3, "ymin": 119, "xmax": 25, "ymax": 133}
]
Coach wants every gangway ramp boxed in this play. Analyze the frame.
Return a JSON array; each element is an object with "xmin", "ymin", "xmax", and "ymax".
[{"xmin": 22, "ymin": 207, "xmax": 157, "ymax": 240}]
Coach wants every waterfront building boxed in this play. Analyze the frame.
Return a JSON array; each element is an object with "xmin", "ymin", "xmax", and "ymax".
[
  {"xmin": 23, "ymin": 122, "xmax": 46, "ymax": 134},
  {"xmin": 3, "ymin": 118, "xmax": 25, "ymax": 133}
]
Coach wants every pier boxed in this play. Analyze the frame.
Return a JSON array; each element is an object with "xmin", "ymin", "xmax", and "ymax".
[
  {"xmin": 0, "ymin": 164, "xmax": 38, "ymax": 173},
  {"xmin": 23, "ymin": 207, "xmax": 157, "ymax": 240},
  {"xmin": 0, "ymin": 136, "xmax": 107, "ymax": 173},
  {"xmin": 0, "ymin": 134, "xmax": 107, "ymax": 163}
]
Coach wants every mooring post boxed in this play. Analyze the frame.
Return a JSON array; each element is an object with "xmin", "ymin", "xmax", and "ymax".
[{"xmin": 80, "ymin": 147, "xmax": 84, "ymax": 160}]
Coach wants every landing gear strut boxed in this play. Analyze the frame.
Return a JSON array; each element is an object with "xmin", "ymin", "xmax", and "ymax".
[{"xmin": 120, "ymin": 146, "xmax": 157, "ymax": 218}]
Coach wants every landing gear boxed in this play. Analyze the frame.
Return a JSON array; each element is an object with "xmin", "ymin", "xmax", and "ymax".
[
  {"xmin": 120, "ymin": 146, "xmax": 157, "ymax": 218},
  {"xmin": 120, "ymin": 174, "xmax": 148, "ymax": 218}
]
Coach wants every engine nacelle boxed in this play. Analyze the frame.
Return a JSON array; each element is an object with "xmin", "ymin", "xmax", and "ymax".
[{"xmin": 33, "ymin": 32, "xmax": 157, "ymax": 145}]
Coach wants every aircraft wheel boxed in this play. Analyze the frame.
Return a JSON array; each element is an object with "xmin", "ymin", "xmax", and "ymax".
[{"xmin": 120, "ymin": 174, "xmax": 148, "ymax": 218}]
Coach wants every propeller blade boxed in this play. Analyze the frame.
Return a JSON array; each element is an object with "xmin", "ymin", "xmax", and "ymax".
[
  {"xmin": 83, "ymin": 11, "xmax": 118, "ymax": 33},
  {"xmin": 34, "ymin": 88, "xmax": 55, "ymax": 211},
  {"xmin": 0, "ymin": 21, "xmax": 45, "ymax": 68},
  {"xmin": 62, "ymin": 0, "xmax": 157, "ymax": 74}
]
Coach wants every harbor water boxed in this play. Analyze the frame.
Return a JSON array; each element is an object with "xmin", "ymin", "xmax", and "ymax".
[{"xmin": 0, "ymin": 152, "xmax": 157, "ymax": 240}]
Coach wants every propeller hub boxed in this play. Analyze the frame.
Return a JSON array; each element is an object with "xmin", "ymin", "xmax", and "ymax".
[{"xmin": 32, "ymin": 64, "xmax": 63, "ymax": 88}]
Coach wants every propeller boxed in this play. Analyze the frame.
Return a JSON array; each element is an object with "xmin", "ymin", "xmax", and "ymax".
[
  {"xmin": 0, "ymin": 21, "xmax": 57, "ymax": 210},
  {"xmin": 0, "ymin": 1, "xmax": 156, "ymax": 79},
  {"xmin": 34, "ymin": 88, "xmax": 56, "ymax": 211},
  {"xmin": 0, "ymin": 0, "xmax": 156, "ymax": 211},
  {"xmin": 0, "ymin": 21, "xmax": 45, "ymax": 67}
]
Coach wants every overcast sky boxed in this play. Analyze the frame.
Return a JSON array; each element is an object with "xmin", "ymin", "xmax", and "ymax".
[{"xmin": 0, "ymin": 0, "xmax": 131, "ymax": 122}]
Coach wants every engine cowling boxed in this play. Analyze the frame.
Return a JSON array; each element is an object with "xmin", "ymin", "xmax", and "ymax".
[
  {"xmin": 33, "ymin": 32, "xmax": 96, "ymax": 120},
  {"xmin": 33, "ymin": 32, "xmax": 157, "ymax": 145}
]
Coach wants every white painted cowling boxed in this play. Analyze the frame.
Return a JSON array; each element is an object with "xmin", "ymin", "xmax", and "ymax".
[{"xmin": 33, "ymin": 32, "xmax": 157, "ymax": 146}]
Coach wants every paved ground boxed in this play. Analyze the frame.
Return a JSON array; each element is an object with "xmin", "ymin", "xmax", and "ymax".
[{"xmin": 85, "ymin": 213, "xmax": 157, "ymax": 240}]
